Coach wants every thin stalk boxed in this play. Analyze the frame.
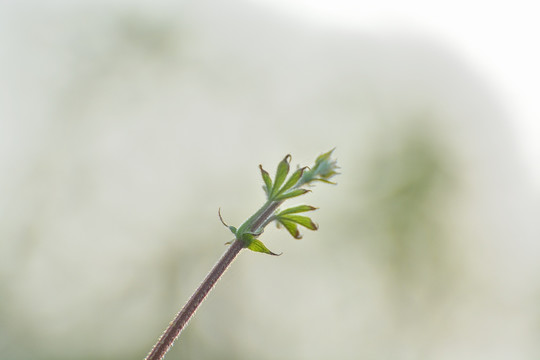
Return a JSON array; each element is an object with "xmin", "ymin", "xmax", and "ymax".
[
  {"xmin": 145, "ymin": 199, "xmax": 282, "ymax": 360},
  {"xmin": 145, "ymin": 239, "xmax": 244, "ymax": 360},
  {"xmin": 248, "ymin": 200, "xmax": 283, "ymax": 234},
  {"xmin": 144, "ymin": 150, "xmax": 338, "ymax": 360}
]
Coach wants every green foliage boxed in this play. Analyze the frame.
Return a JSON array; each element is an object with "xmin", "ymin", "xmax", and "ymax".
[
  {"xmin": 259, "ymin": 165, "xmax": 273, "ymax": 197},
  {"xmin": 221, "ymin": 150, "xmax": 339, "ymax": 255},
  {"xmin": 246, "ymin": 237, "xmax": 282, "ymax": 256},
  {"xmin": 276, "ymin": 205, "xmax": 318, "ymax": 215},
  {"xmin": 298, "ymin": 148, "xmax": 339, "ymax": 185},
  {"xmin": 274, "ymin": 188, "xmax": 310, "ymax": 201}
]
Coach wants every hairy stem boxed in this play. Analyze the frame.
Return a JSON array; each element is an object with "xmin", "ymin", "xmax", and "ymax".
[
  {"xmin": 145, "ymin": 239, "xmax": 244, "ymax": 360},
  {"xmin": 145, "ymin": 200, "xmax": 281, "ymax": 359},
  {"xmin": 249, "ymin": 200, "xmax": 283, "ymax": 234},
  {"xmin": 144, "ymin": 150, "xmax": 338, "ymax": 359}
]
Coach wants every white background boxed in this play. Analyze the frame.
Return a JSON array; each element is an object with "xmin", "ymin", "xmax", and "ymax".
[{"xmin": 249, "ymin": 0, "xmax": 540, "ymax": 190}]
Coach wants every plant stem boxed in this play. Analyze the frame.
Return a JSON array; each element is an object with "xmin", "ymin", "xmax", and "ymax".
[
  {"xmin": 144, "ymin": 150, "xmax": 338, "ymax": 359},
  {"xmin": 145, "ymin": 239, "xmax": 244, "ymax": 360},
  {"xmin": 145, "ymin": 200, "xmax": 279, "ymax": 360},
  {"xmin": 244, "ymin": 200, "xmax": 283, "ymax": 235}
]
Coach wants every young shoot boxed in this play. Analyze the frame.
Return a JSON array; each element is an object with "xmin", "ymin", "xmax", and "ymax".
[{"xmin": 145, "ymin": 150, "xmax": 339, "ymax": 360}]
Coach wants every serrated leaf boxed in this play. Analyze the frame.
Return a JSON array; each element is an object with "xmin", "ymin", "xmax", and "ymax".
[
  {"xmin": 277, "ymin": 166, "xmax": 307, "ymax": 195},
  {"xmin": 277, "ymin": 205, "xmax": 318, "ymax": 216},
  {"xmin": 277, "ymin": 218, "xmax": 302, "ymax": 239},
  {"xmin": 274, "ymin": 188, "xmax": 310, "ymax": 201},
  {"xmin": 259, "ymin": 165, "xmax": 273, "ymax": 197},
  {"xmin": 247, "ymin": 239, "xmax": 281, "ymax": 256},
  {"xmin": 271, "ymin": 155, "xmax": 291, "ymax": 198},
  {"xmin": 279, "ymin": 215, "xmax": 318, "ymax": 230}
]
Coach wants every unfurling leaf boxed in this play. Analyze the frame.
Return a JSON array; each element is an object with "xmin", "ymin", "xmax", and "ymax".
[
  {"xmin": 299, "ymin": 148, "xmax": 339, "ymax": 186},
  {"xmin": 315, "ymin": 148, "xmax": 334, "ymax": 164},
  {"xmin": 259, "ymin": 165, "xmax": 273, "ymax": 197},
  {"xmin": 247, "ymin": 239, "xmax": 281, "ymax": 256},
  {"xmin": 274, "ymin": 188, "xmax": 310, "ymax": 201},
  {"xmin": 271, "ymin": 155, "xmax": 291, "ymax": 198}
]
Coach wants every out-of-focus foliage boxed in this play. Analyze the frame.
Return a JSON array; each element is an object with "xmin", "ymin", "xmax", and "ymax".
[
  {"xmin": 1, "ymin": 1, "xmax": 539, "ymax": 360},
  {"xmin": 361, "ymin": 123, "xmax": 454, "ymax": 288}
]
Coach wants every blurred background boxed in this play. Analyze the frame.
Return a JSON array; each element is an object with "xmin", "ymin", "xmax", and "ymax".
[{"xmin": 1, "ymin": 1, "xmax": 539, "ymax": 359}]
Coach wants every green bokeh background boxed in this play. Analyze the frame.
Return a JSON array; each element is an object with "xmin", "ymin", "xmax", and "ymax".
[{"xmin": 1, "ymin": 1, "xmax": 539, "ymax": 359}]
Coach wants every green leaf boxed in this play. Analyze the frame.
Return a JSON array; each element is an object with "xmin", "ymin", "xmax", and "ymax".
[
  {"xmin": 240, "ymin": 233, "xmax": 255, "ymax": 246},
  {"xmin": 247, "ymin": 239, "xmax": 281, "ymax": 256},
  {"xmin": 277, "ymin": 205, "xmax": 318, "ymax": 216},
  {"xmin": 299, "ymin": 149, "xmax": 339, "ymax": 186},
  {"xmin": 274, "ymin": 188, "xmax": 310, "ymax": 201},
  {"xmin": 277, "ymin": 166, "xmax": 307, "ymax": 195},
  {"xmin": 277, "ymin": 218, "xmax": 302, "ymax": 239},
  {"xmin": 259, "ymin": 165, "xmax": 273, "ymax": 197},
  {"xmin": 315, "ymin": 148, "xmax": 334, "ymax": 164},
  {"xmin": 271, "ymin": 155, "xmax": 291, "ymax": 198},
  {"xmin": 279, "ymin": 215, "xmax": 318, "ymax": 230}
]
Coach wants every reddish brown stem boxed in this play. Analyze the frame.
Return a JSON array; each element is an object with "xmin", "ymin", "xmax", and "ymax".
[{"xmin": 145, "ymin": 239, "xmax": 244, "ymax": 360}]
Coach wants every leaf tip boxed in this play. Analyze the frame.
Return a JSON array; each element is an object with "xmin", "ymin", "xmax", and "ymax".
[
  {"xmin": 247, "ymin": 239, "xmax": 282, "ymax": 256},
  {"xmin": 218, "ymin": 208, "xmax": 237, "ymax": 235},
  {"xmin": 218, "ymin": 208, "xmax": 227, "ymax": 227}
]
